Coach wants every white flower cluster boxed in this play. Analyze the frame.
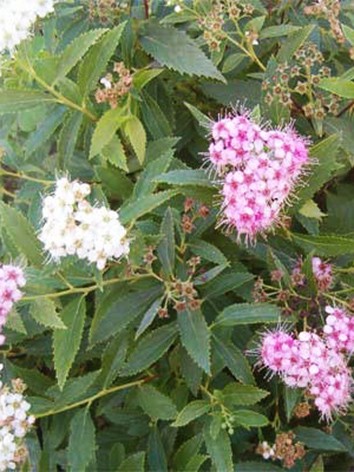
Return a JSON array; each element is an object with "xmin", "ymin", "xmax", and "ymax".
[
  {"xmin": 39, "ymin": 177, "xmax": 130, "ymax": 270},
  {"xmin": 0, "ymin": 365, "xmax": 35, "ymax": 471},
  {"xmin": 0, "ymin": 0, "xmax": 57, "ymax": 53}
]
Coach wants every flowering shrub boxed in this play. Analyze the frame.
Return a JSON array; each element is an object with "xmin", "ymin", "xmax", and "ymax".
[{"xmin": 0, "ymin": 0, "xmax": 354, "ymax": 470}]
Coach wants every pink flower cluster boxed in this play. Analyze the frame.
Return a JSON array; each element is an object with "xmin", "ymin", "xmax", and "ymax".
[
  {"xmin": 208, "ymin": 113, "xmax": 309, "ymax": 242},
  {"xmin": 312, "ymin": 257, "xmax": 333, "ymax": 291},
  {"xmin": 324, "ymin": 306, "xmax": 354, "ymax": 353},
  {"xmin": 0, "ymin": 265, "xmax": 26, "ymax": 345},
  {"xmin": 260, "ymin": 311, "xmax": 353, "ymax": 420}
]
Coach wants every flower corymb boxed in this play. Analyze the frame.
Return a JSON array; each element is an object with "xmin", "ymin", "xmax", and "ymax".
[
  {"xmin": 39, "ymin": 177, "xmax": 130, "ymax": 270},
  {"xmin": 0, "ymin": 265, "xmax": 26, "ymax": 346},
  {"xmin": 207, "ymin": 112, "xmax": 309, "ymax": 242}
]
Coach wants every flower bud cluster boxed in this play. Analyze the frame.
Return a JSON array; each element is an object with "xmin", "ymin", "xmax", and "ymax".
[
  {"xmin": 260, "ymin": 315, "xmax": 353, "ymax": 420},
  {"xmin": 311, "ymin": 257, "xmax": 333, "ymax": 292},
  {"xmin": 0, "ymin": 265, "xmax": 26, "ymax": 346},
  {"xmin": 256, "ymin": 432, "xmax": 305, "ymax": 469},
  {"xmin": 88, "ymin": 0, "xmax": 128, "ymax": 24},
  {"xmin": 0, "ymin": 365, "xmax": 34, "ymax": 471},
  {"xmin": 39, "ymin": 177, "xmax": 129, "ymax": 270},
  {"xmin": 95, "ymin": 62, "xmax": 132, "ymax": 109},
  {"xmin": 0, "ymin": 0, "xmax": 57, "ymax": 53},
  {"xmin": 304, "ymin": 0, "xmax": 344, "ymax": 44},
  {"xmin": 208, "ymin": 112, "xmax": 309, "ymax": 242}
]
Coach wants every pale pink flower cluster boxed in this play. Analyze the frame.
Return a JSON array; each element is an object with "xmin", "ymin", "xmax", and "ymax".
[
  {"xmin": 0, "ymin": 265, "xmax": 26, "ymax": 346},
  {"xmin": 208, "ymin": 113, "xmax": 309, "ymax": 242},
  {"xmin": 260, "ymin": 316, "xmax": 353, "ymax": 420},
  {"xmin": 312, "ymin": 257, "xmax": 333, "ymax": 291},
  {"xmin": 324, "ymin": 306, "xmax": 354, "ymax": 354},
  {"xmin": 39, "ymin": 177, "xmax": 130, "ymax": 270}
]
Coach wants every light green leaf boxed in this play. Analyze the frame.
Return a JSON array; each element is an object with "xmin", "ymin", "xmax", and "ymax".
[
  {"xmin": 133, "ymin": 69, "xmax": 163, "ymax": 90},
  {"xmin": 89, "ymin": 108, "xmax": 127, "ymax": 159},
  {"xmin": 120, "ymin": 322, "xmax": 178, "ymax": 376},
  {"xmin": 310, "ymin": 455, "xmax": 324, "ymax": 472},
  {"xmin": 68, "ymin": 408, "xmax": 96, "ymax": 471},
  {"xmin": 53, "ymin": 297, "xmax": 86, "ymax": 389},
  {"xmin": 154, "ymin": 169, "xmax": 214, "ymax": 188},
  {"xmin": 55, "ymin": 28, "xmax": 107, "ymax": 82},
  {"xmin": 318, "ymin": 78, "xmax": 354, "ymax": 99},
  {"xmin": 214, "ymin": 303, "xmax": 280, "ymax": 327},
  {"xmin": 78, "ymin": 23, "xmax": 127, "ymax": 96},
  {"xmin": 178, "ymin": 308, "xmax": 211, "ymax": 374},
  {"xmin": 222, "ymin": 384, "xmax": 268, "ymax": 405},
  {"xmin": 233, "ymin": 410, "xmax": 269, "ymax": 428},
  {"xmin": 277, "ymin": 24, "xmax": 314, "ymax": 62},
  {"xmin": 343, "ymin": 24, "xmax": 354, "ymax": 46},
  {"xmin": 190, "ymin": 240, "xmax": 228, "ymax": 265},
  {"xmin": 5, "ymin": 309, "xmax": 27, "ymax": 334},
  {"xmin": 120, "ymin": 190, "xmax": 179, "ymax": 225},
  {"xmin": 222, "ymin": 53, "xmax": 247, "ymax": 73},
  {"xmin": 157, "ymin": 207, "xmax": 175, "ymax": 277},
  {"xmin": 172, "ymin": 400, "xmax": 211, "ymax": 427},
  {"xmin": 212, "ymin": 334, "xmax": 255, "ymax": 385},
  {"xmin": 203, "ymin": 422, "xmax": 233, "ymax": 472},
  {"xmin": 138, "ymin": 384, "xmax": 177, "ymax": 420},
  {"xmin": 299, "ymin": 200, "xmax": 326, "ymax": 220},
  {"xmin": 260, "ymin": 24, "xmax": 301, "ymax": 39},
  {"xmin": 0, "ymin": 90, "xmax": 54, "ymax": 114},
  {"xmin": 184, "ymin": 102, "xmax": 213, "ymax": 128},
  {"xmin": 101, "ymin": 135, "xmax": 128, "ymax": 171},
  {"xmin": 30, "ymin": 298, "xmax": 67, "ymax": 330},
  {"xmin": 140, "ymin": 22, "xmax": 225, "ymax": 82},
  {"xmin": 124, "ymin": 116, "xmax": 146, "ymax": 164},
  {"xmin": 0, "ymin": 202, "xmax": 43, "ymax": 266},
  {"xmin": 117, "ymin": 452, "xmax": 145, "ymax": 472}
]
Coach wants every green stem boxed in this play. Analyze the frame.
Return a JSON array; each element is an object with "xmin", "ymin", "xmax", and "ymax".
[
  {"xmin": 23, "ymin": 274, "xmax": 154, "ymax": 301},
  {"xmin": 34, "ymin": 377, "xmax": 151, "ymax": 419},
  {"xmin": 0, "ymin": 169, "xmax": 53, "ymax": 186}
]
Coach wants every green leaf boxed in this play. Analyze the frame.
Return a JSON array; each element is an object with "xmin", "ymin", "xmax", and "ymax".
[
  {"xmin": 184, "ymin": 102, "xmax": 213, "ymax": 129},
  {"xmin": 120, "ymin": 190, "xmax": 179, "ymax": 225},
  {"xmin": 284, "ymin": 387, "xmax": 302, "ymax": 422},
  {"xmin": 148, "ymin": 426, "xmax": 167, "ymax": 472},
  {"xmin": 26, "ymin": 106, "xmax": 67, "ymax": 157},
  {"xmin": 140, "ymin": 22, "xmax": 225, "ymax": 82},
  {"xmin": 78, "ymin": 22, "xmax": 127, "ymax": 96},
  {"xmin": 133, "ymin": 69, "xmax": 163, "ymax": 90},
  {"xmin": 343, "ymin": 24, "xmax": 354, "ymax": 46},
  {"xmin": 222, "ymin": 383, "xmax": 268, "ymax": 405},
  {"xmin": 201, "ymin": 272, "xmax": 253, "ymax": 299},
  {"xmin": 140, "ymin": 91, "xmax": 172, "ymax": 139},
  {"xmin": 190, "ymin": 240, "xmax": 228, "ymax": 265},
  {"xmin": 58, "ymin": 111, "xmax": 83, "ymax": 167},
  {"xmin": 180, "ymin": 347, "xmax": 203, "ymax": 396},
  {"xmin": 124, "ymin": 116, "xmax": 146, "ymax": 164},
  {"xmin": 138, "ymin": 384, "xmax": 177, "ymax": 420},
  {"xmin": 172, "ymin": 400, "xmax": 211, "ymax": 427},
  {"xmin": 100, "ymin": 333, "xmax": 129, "ymax": 388},
  {"xmin": 235, "ymin": 461, "xmax": 283, "ymax": 471},
  {"xmin": 120, "ymin": 322, "xmax": 178, "ymax": 376},
  {"xmin": 277, "ymin": 24, "xmax": 314, "ymax": 62},
  {"xmin": 117, "ymin": 452, "xmax": 145, "ymax": 472},
  {"xmin": 194, "ymin": 264, "xmax": 228, "ymax": 286},
  {"xmin": 292, "ymin": 234, "xmax": 354, "ymax": 256},
  {"xmin": 30, "ymin": 298, "xmax": 67, "ymax": 330},
  {"xmin": 89, "ymin": 108, "xmax": 127, "ymax": 159},
  {"xmin": 68, "ymin": 408, "xmax": 96, "ymax": 471},
  {"xmin": 178, "ymin": 308, "xmax": 211, "ymax": 374},
  {"xmin": 135, "ymin": 297, "xmax": 163, "ymax": 340},
  {"xmin": 134, "ymin": 150, "xmax": 174, "ymax": 197},
  {"xmin": 55, "ymin": 28, "xmax": 107, "ymax": 82},
  {"xmin": 157, "ymin": 207, "xmax": 175, "ymax": 277},
  {"xmin": 212, "ymin": 334, "xmax": 255, "ymax": 385},
  {"xmin": 310, "ymin": 455, "xmax": 324, "ymax": 472},
  {"xmin": 95, "ymin": 165, "xmax": 133, "ymax": 200},
  {"xmin": 5, "ymin": 309, "xmax": 27, "ymax": 334},
  {"xmin": 172, "ymin": 435, "xmax": 203, "ymax": 471},
  {"xmin": 101, "ymin": 135, "xmax": 128, "ymax": 171},
  {"xmin": 90, "ymin": 283, "xmax": 163, "ymax": 345},
  {"xmin": 260, "ymin": 24, "xmax": 301, "ymax": 39},
  {"xmin": 214, "ymin": 303, "xmax": 280, "ymax": 327},
  {"xmin": 0, "ymin": 90, "xmax": 54, "ymax": 114},
  {"xmin": 53, "ymin": 297, "xmax": 86, "ymax": 389},
  {"xmin": 294, "ymin": 427, "xmax": 347, "ymax": 452},
  {"xmin": 233, "ymin": 410, "xmax": 269, "ymax": 428},
  {"xmin": 318, "ymin": 78, "xmax": 354, "ymax": 99},
  {"xmin": 154, "ymin": 169, "xmax": 215, "ymax": 188},
  {"xmin": 222, "ymin": 53, "xmax": 247, "ymax": 74},
  {"xmin": 0, "ymin": 202, "xmax": 43, "ymax": 266},
  {"xmin": 203, "ymin": 422, "xmax": 233, "ymax": 472},
  {"xmin": 299, "ymin": 200, "xmax": 326, "ymax": 220},
  {"xmin": 296, "ymin": 134, "xmax": 342, "ymax": 205}
]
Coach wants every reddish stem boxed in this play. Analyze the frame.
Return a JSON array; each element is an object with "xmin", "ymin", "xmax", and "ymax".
[{"xmin": 144, "ymin": 0, "xmax": 149, "ymax": 18}]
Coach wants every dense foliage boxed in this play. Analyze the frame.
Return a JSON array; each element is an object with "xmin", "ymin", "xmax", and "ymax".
[{"xmin": 1, "ymin": 0, "xmax": 354, "ymax": 470}]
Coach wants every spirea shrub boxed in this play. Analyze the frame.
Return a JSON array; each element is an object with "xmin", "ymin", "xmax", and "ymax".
[{"xmin": 0, "ymin": 1, "xmax": 354, "ymax": 470}]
